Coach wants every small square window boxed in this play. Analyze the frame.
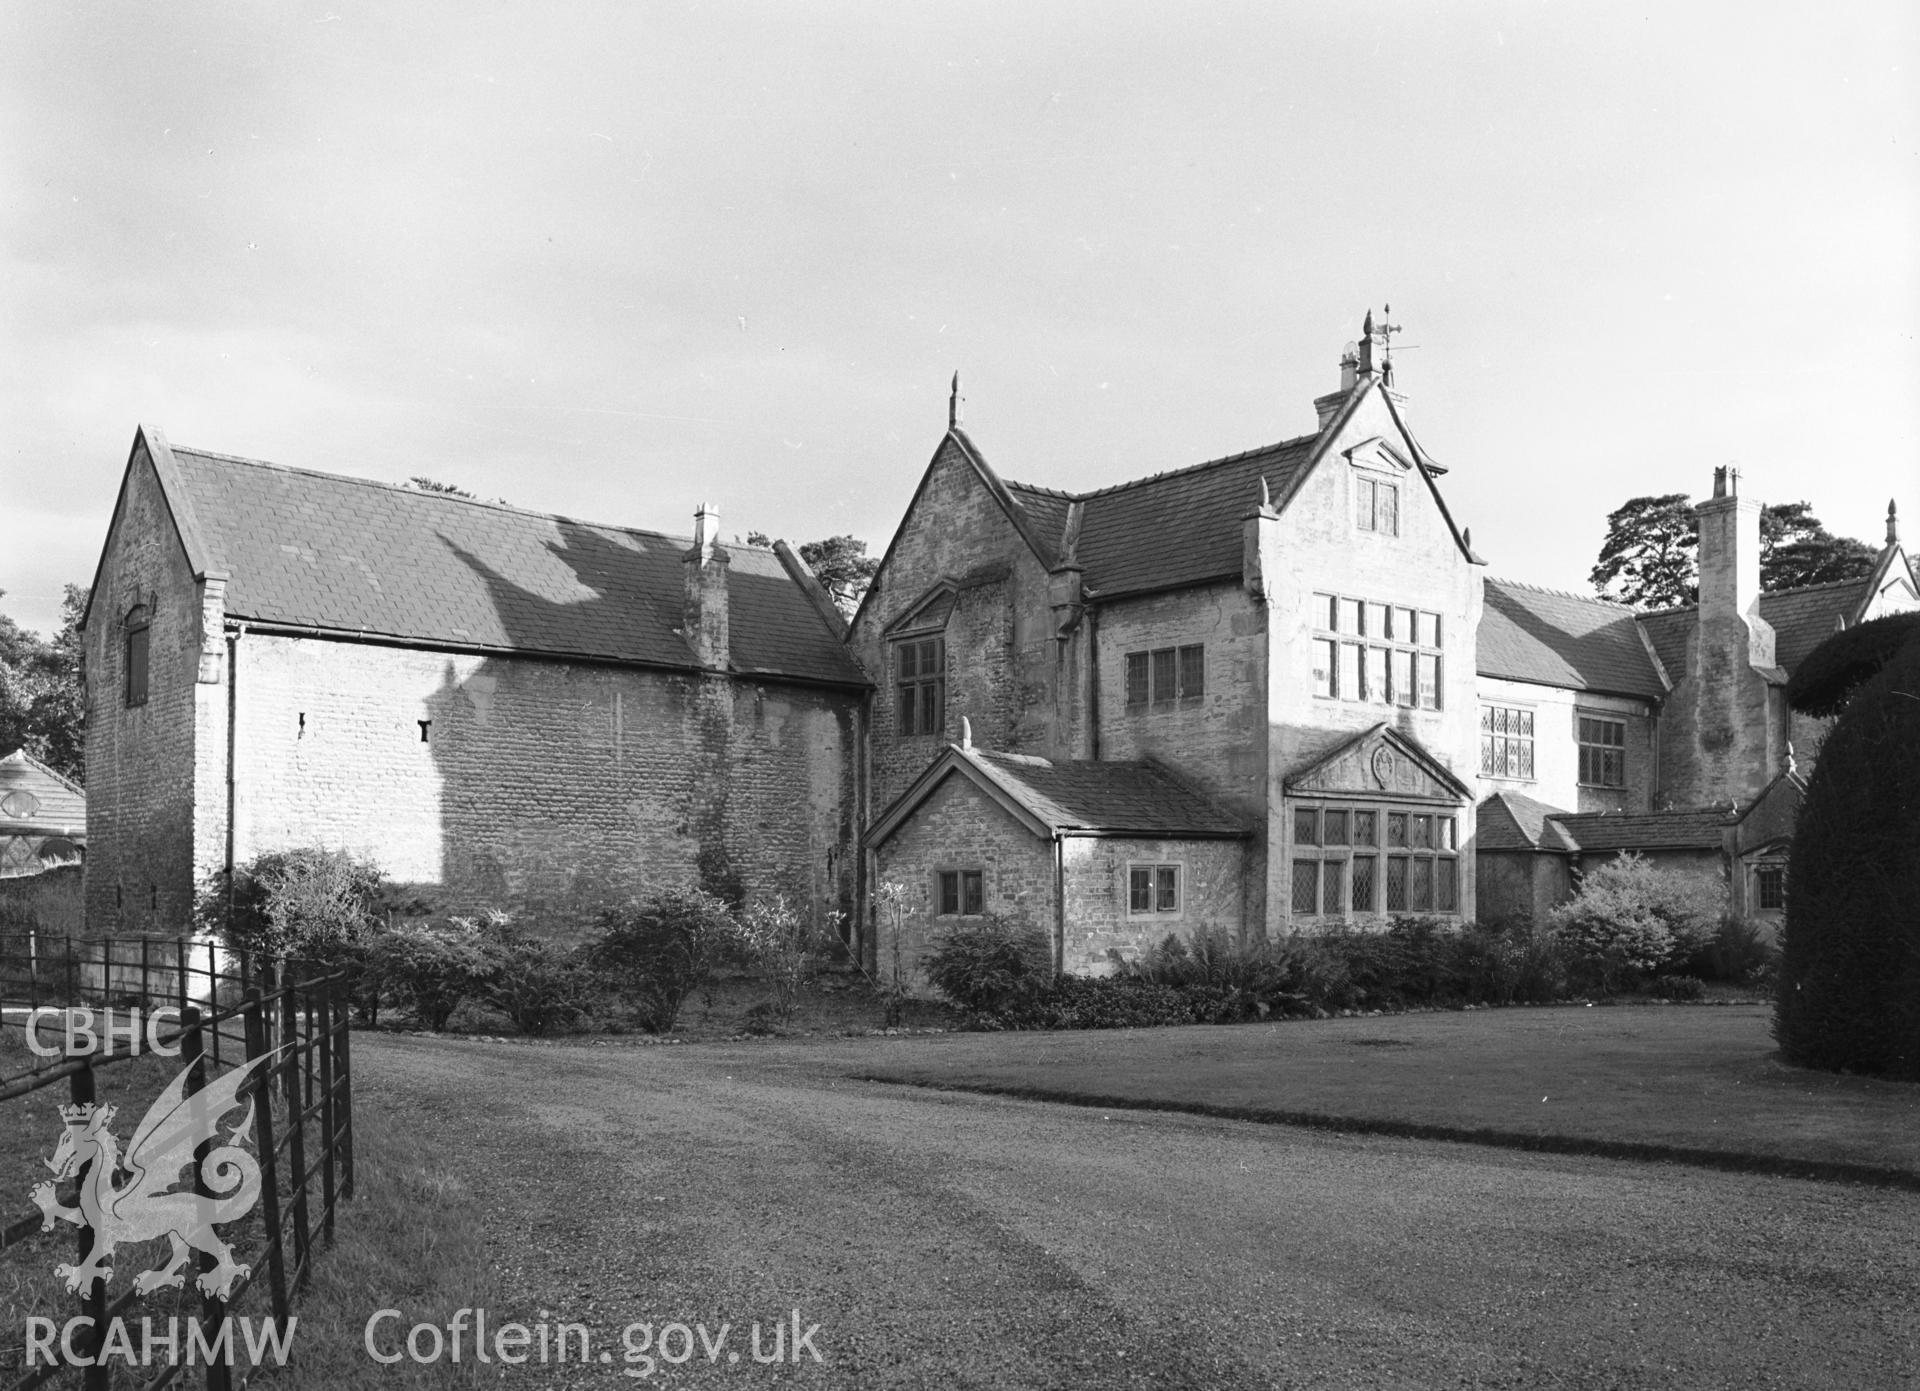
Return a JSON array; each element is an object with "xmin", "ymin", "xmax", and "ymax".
[
  {"xmin": 1128, "ymin": 863, "xmax": 1182, "ymax": 915},
  {"xmin": 1293, "ymin": 807, "xmax": 1319, "ymax": 845},
  {"xmin": 1178, "ymin": 644, "xmax": 1205, "ymax": 699},
  {"xmin": 1125, "ymin": 652, "xmax": 1150, "ymax": 709},
  {"xmin": 1339, "ymin": 597, "xmax": 1364, "ymax": 635},
  {"xmin": 936, "ymin": 869, "xmax": 983, "ymax": 916},
  {"xmin": 1387, "ymin": 813, "xmax": 1409, "ymax": 847},
  {"xmin": 1323, "ymin": 810, "xmax": 1349, "ymax": 845},
  {"xmin": 1352, "ymin": 811, "xmax": 1377, "ymax": 847}
]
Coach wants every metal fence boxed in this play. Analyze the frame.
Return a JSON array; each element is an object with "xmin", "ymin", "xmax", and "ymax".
[{"xmin": 1, "ymin": 934, "xmax": 354, "ymax": 1391}]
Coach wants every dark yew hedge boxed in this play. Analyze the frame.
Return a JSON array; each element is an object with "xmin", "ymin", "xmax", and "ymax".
[{"xmin": 1773, "ymin": 625, "xmax": 1920, "ymax": 1079}]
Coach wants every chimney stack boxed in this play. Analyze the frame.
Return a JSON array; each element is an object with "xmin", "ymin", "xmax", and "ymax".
[{"xmin": 683, "ymin": 502, "xmax": 730, "ymax": 670}]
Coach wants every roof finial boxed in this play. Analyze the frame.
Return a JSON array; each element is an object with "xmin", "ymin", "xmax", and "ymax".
[
  {"xmin": 1889, "ymin": 498, "xmax": 1900, "ymax": 546},
  {"xmin": 949, "ymin": 371, "xmax": 963, "ymax": 430},
  {"xmin": 960, "ymin": 715, "xmax": 973, "ymax": 750},
  {"xmin": 1259, "ymin": 475, "xmax": 1271, "ymax": 511},
  {"xmin": 1785, "ymin": 740, "xmax": 1797, "ymax": 777}
]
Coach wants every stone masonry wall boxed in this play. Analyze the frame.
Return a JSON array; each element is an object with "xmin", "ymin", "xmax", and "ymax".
[
  {"xmin": 212, "ymin": 634, "xmax": 860, "ymax": 943},
  {"xmin": 1094, "ymin": 584, "xmax": 1267, "ymax": 820},
  {"xmin": 871, "ymin": 773, "xmax": 1055, "ymax": 990},
  {"xmin": 1060, "ymin": 835, "xmax": 1247, "ymax": 974},
  {"xmin": 83, "ymin": 447, "xmax": 206, "ymax": 938},
  {"xmin": 851, "ymin": 435, "xmax": 1065, "ymax": 813},
  {"xmin": 1264, "ymin": 390, "xmax": 1483, "ymax": 932}
]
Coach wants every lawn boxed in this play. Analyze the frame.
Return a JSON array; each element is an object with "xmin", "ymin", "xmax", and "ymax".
[{"xmin": 851, "ymin": 1004, "xmax": 1920, "ymax": 1183}]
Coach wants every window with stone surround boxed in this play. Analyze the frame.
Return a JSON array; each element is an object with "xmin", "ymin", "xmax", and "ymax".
[
  {"xmin": 935, "ymin": 868, "xmax": 983, "ymax": 916},
  {"xmin": 894, "ymin": 635, "xmax": 945, "ymax": 737},
  {"xmin": 1124, "ymin": 644, "xmax": 1204, "ymax": 710},
  {"xmin": 1577, "ymin": 715, "xmax": 1627, "ymax": 788},
  {"xmin": 1755, "ymin": 864, "xmax": 1786, "ymax": 912},
  {"xmin": 124, "ymin": 604, "xmax": 151, "ymax": 708},
  {"xmin": 1127, "ymin": 863, "xmax": 1182, "ymax": 916},
  {"xmin": 1290, "ymin": 801, "xmax": 1459, "ymax": 916},
  {"xmin": 1480, "ymin": 704, "xmax": 1535, "ymax": 779},
  {"xmin": 1311, "ymin": 594, "xmax": 1441, "ymax": 708}
]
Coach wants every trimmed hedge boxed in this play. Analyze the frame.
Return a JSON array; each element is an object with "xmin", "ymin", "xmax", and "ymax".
[{"xmin": 1775, "ymin": 631, "xmax": 1920, "ymax": 1079}]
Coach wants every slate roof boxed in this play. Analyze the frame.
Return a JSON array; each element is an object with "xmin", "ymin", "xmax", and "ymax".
[
  {"xmin": 1636, "ymin": 579, "xmax": 1868, "ymax": 682},
  {"xmin": 1547, "ymin": 808, "xmax": 1730, "ymax": 853},
  {"xmin": 157, "ymin": 446, "xmax": 866, "ymax": 687},
  {"xmin": 0, "ymin": 750, "xmax": 87, "ymax": 837},
  {"xmin": 1004, "ymin": 434, "xmax": 1318, "ymax": 598},
  {"xmin": 968, "ymin": 749, "xmax": 1250, "ymax": 836},
  {"xmin": 1476, "ymin": 579, "xmax": 1667, "ymax": 701},
  {"xmin": 869, "ymin": 743, "xmax": 1250, "ymax": 844},
  {"xmin": 1476, "ymin": 790, "xmax": 1577, "ymax": 853}
]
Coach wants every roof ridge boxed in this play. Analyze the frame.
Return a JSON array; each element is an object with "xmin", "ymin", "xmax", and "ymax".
[
  {"xmin": 170, "ymin": 445, "xmax": 705, "ymax": 548},
  {"xmin": 1001, "ymin": 430, "xmax": 1318, "ymax": 503},
  {"xmin": 1639, "ymin": 574, "xmax": 1872, "ymax": 620},
  {"xmin": 1487, "ymin": 576, "xmax": 1640, "ymax": 611}
]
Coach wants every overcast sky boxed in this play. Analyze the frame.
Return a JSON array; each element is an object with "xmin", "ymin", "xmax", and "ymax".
[{"xmin": 2, "ymin": 2, "xmax": 1914, "ymax": 638}]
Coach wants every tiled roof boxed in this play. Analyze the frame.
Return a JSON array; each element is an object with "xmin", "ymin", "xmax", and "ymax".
[
  {"xmin": 163, "ymin": 448, "xmax": 867, "ymax": 686},
  {"xmin": 969, "ymin": 749, "xmax": 1249, "ymax": 836},
  {"xmin": 1476, "ymin": 790, "xmax": 1576, "ymax": 853},
  {"xmin": 0, "ymin": 750, "xmax": 87, "ymax": 836},
  {"xmin": 1004, "ymin": 434, "xmax": 1318, "ymax": 598},
  {"xmin": 1634, "ymin": 579, "xmax": 1868, "ymax": 682},
  {"xmin": 1758, "ymin": 581, "xmax": 1865, "ymax": 671},
  {"xmin": 1549, "ymin": 808, "xmax": 1730, "ymax": 853},
  {"xmin": 1477, "ymin": 579, "xmax": 1666, "ymax": 700}
]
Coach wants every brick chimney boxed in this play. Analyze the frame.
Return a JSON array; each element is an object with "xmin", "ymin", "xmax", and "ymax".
[{"xmin": 682, "ymin": 503, "xmax": 730, "ymax": 670}]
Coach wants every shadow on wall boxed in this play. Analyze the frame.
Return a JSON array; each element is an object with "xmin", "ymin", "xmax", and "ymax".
[{"xmin": 385, "ymin": 519, "xmax": 853, "ymax": 941}]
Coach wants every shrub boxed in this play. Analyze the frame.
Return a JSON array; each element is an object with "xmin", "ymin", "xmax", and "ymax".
[
  {"xmin": 198, "ymin": 847, "xmax": 385, "ymax": 961},
  {"xmin": 367, "ymin": 918, "xmax": 498, "ymax": 1031},
  {"xmin": 473, "ymin": 917, "xmax": 598, "ymax": 1036},
  {"xmin": 923, "ymin": 913, "xmax": 1052, "ymax": 1015},
  {"xmin": 1547, "ymin": 853, "xmax": 1723, "ymax": 994},
  {"xmin": 1775, "ymin": 629, "xmax": 1920, "ymax": 1079},
  {"xmin": 586, "ymin": 887, "xmax": 744, "ymax": 1034},
  {"xmin": 738, "ymin": 894, "xmax": 829, "ymax": 1022},
  {"xmin": 1688, "ymin": 916, "xmax": 1779, "ymax": 986},
  {"xmin": 1454, "ymin": 915, "xmax": 1569, "ymax": 1005},
  {"xmin": 1653, "ymin": 975, "xmax": 1705, "ymax": 1001}
]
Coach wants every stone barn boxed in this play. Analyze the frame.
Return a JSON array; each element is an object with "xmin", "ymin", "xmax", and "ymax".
[{"xmin": 80, "ymin": 426, "xmax": 870, "ymax": 941}]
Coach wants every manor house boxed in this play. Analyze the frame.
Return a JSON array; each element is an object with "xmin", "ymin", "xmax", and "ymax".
[
  {"xmin": 854, "ymin": 317, "xmax": 1916, "ymax": 973},
  {"xmin": 77, "ymin": 316, "xmax": 1916, "ymax": 973}
]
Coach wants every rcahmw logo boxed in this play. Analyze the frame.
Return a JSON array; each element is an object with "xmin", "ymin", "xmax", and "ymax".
[{"xmin": 22, "ymin": 1008, "xmax": 296, "ymax": 1368}]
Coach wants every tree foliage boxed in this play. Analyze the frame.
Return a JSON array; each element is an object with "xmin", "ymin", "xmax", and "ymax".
[
  {"xmin": 1773, "ymin": 625, "xmax": 1920, "ymax": 1079},
  {"xmin": 743, "ymin": 531, "xmax": 879, "ymax": 615},
  {"xmin": 0, "ymin": 584, "xmax": 88, "ymax": 783},
  {"xmin": 1590, "ymin": 494, "xmax": 1698, "ymax": 608},
  {"xmin": 1760, "ymin": 501, "xmax": 1878, "ymax": 591},
  {"xmin": 1592, "ymin": 494, "xmax": 1877, "ymax": 608},
  {"xmin": 405, "ymin": 476, "xmax": 474, "ymax": 497}
]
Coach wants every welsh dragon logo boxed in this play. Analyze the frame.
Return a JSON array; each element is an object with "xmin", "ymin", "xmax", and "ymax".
[{"xmin": 30, "ymin": 1051, "xmax": 275, "ymax": 1299}]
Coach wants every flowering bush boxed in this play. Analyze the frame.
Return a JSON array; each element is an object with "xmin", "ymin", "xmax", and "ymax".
[{"xmin": 1547, "ymin": 853, "xmax": 1723, "ymax": 994}]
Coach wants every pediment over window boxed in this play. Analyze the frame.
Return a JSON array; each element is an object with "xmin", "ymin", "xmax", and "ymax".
[
  {"xmin": 1342, "ymin": 436, "xmax": 1413, "ymax": 474},
  {"xmin": 1284, "ymin": 724, "xmax": 1470, "ymax": 803},
  {"xmin": 886, "ymin": 584, "xmax": 955, "ymax": 635}
]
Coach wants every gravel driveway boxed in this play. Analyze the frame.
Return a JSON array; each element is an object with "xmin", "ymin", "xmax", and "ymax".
[{"xmin": 350, "ymin": 1033, "xmax": 1919, "ymax": 1390}]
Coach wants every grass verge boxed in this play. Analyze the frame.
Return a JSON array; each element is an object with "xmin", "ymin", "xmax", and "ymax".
[
  {"xmin": 2, "ymin": 1033, "xmax": 503, "ymax": 1389},
  {"xmin": 854, "ymin": 1004, "xmax": 1920, "ymax": 1187}
]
